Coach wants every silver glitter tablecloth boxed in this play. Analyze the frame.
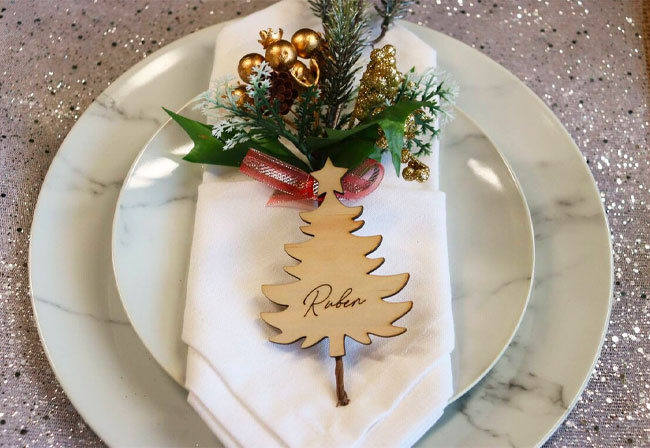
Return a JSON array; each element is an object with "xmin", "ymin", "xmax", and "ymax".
[{"xmin": 1, "ymin": 1, "xmax": 648, "ymax": 446}]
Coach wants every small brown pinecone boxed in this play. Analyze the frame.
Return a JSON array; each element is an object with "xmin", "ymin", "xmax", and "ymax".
[{"xmin": 269, "ymin": 71, "xmax": 298, "ymax": 115}]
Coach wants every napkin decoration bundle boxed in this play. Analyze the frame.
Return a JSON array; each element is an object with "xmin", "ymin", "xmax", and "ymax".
[{"xmin": 169, "ymin": 0, "xmax": 458, "ymax": 446}]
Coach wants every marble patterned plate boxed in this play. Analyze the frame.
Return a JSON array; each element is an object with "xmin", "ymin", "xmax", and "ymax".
[
  {"xmin": 29, "ymin": 20, "xmax": 612, "ymax": 447},
  {"xmin": 112, "ymin": 104, "xmax": 535, "ymax": 401}
]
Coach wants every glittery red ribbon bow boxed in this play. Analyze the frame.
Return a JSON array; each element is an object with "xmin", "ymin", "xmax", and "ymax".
[{"xmin": 239, "ymin": 149, "xmax": 384, "ymax": 207}]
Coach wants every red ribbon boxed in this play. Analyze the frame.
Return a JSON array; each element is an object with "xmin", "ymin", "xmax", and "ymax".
[{"xmin": 239, "ymin": 149, "xmax": 384, "ymax": 207}]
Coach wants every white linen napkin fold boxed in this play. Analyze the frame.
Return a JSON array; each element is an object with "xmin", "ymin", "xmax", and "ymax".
[{"xmin": 182, "ymin": 1, "xmax": 455, "ymax": 446}]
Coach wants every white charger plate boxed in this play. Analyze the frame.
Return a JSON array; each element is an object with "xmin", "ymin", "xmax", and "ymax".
[
  {"xmin": 112, "ymin": 103, "xmax": 534, "ymax": 403},
  {"xmin": 29, "ymin": 20, "xmax": 612, "ymax": 447}
]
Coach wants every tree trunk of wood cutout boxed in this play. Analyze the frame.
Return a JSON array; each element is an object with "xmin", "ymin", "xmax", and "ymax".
[
  {"xmin": 335, "ymin": 356, "xmax": 350, "ymax": 407},
  {"xmin": 261, "ymin": 159, "xmax": 412, "ymax": 406}
]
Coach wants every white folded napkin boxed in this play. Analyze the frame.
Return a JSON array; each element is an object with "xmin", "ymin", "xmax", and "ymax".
[{"xmin": 182, "ymin": 1, "xmax": 454, "ymax": 446}]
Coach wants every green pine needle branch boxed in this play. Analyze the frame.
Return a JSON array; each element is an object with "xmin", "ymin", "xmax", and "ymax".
[
  {"xmin": 307, "ymin": 0, "xmax": 330, "ymax": 19},
  {"xmin": 395, "ymin": 67, "xmax": 458, "ymax": 157},
  {"xmin": 293, "ymin": 86, "xmax": 323, "ymax": 144},
  {"xmin": 317, "ymin": 0, "xmax": 370, "ymax": 129}
]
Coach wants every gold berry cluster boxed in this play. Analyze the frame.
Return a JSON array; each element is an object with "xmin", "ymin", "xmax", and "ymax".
[
  {"xmin": 401, "ymin": 149, "xmax": 430, "ymax": 183},
  {"xmin": 237, "ymin": 28, "xmax": 322, "ymax": 89},
  {"xmin": 352, "ymin": 45, "xmax": 402, "ymax": 123}
]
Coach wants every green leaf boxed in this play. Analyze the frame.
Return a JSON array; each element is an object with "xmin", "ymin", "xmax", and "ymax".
[
  {"xmin": 305, "ymin": 100, "xmax": 433, "ymax": 174},
  {"xmin": 305, "ymin": 121, "xmax": 377, "ymax": 151},
  {"xmin": 163, "ymin": 108, "xmax": 311, "ymax": 172},
  {"xmin": 367, "ymin": 145, "xmax": 384, "ymax": 162},
  {"xmin": 164, "ymin": 108, "xmax": 247, "ymax": 167},
  {"xmin": 165, "ymin": 99, "xmax": 431, "ymax": 175},
  {"xmin": 373, "ymin": 100, "xmax": 428, "ymax": 122},
  {"xmin": 373, "ymin": 100, "xmax": 433, "ymax": 176},
  {"xmin": 327, "ymin": 125, "xmax": 379, "ymax": 169}
]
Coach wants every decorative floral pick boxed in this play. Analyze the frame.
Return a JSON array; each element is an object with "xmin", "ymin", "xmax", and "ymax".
[{"xmin": 164, "ymin": 1, "xmax": 457, "ymax": 185}]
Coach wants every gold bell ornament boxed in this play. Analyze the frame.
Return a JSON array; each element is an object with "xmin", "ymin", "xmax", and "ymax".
[{"xmin": 290, "ymin": 59, "xmax": 320, "ymax": 88}]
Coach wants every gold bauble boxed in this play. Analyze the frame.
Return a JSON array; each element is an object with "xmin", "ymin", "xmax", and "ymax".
[
  {"xmin": 290, "ymin": 59, "xmax": 320, "ymax": 88},
  {"xmin": 231, "ymin": 85, "xmax": 249, "ymax": 107},
  {"xmin": 400, "ymin": 148, "xmax": 431, "ymax": 183},
  {"xmin": 415, "ymin": 169, "xmax": 430, "ymax": 183},
  {"xmin": 265, "ymin": 40, "xmax": 298, "ymax": 72},
  {"xmin": 258, "ymin": 28, "xmax": 283, "ymax": 48},
  {"xmin": 238, "ymin": 53, "xmax": 265, "ymax": 83},
  {"xmin": 291, "ymin": 28, "xmax": 321, "ymax": 59},
  {"xmin": 402, "ymin": 166, "xmax": 416, "ymax": 181}
]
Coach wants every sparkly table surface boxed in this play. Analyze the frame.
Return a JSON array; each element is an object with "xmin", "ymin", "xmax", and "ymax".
[{"xmin": 1, "ymin": 1, "xmax": 648, "ymax": 446}]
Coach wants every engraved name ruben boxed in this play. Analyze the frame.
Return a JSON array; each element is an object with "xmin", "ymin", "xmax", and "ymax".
[{"xmin": 302, "ymin": 284, "xmax": 367, "ymax": 318}]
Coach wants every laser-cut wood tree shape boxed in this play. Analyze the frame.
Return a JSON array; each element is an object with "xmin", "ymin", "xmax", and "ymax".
[{"xmin": 261, "ymin": 159, "xmax": 412, "ymax": 406}]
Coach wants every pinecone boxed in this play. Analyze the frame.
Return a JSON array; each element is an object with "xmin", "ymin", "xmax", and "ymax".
[{"xmin": 269, "ymin": 71, "xmax": 298, "ymax": 115}]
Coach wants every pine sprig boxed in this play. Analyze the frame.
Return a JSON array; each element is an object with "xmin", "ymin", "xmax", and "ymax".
[
  {"xmin": 318, "ymin": 0, "xmax": 369, "ymax": 129},
  {"xmin": 307, "ymin": 0, "xmax": 330, "ymax": 19},
  {"xmin": 406, "ymin": 113, "xmax": 438, "ymax": 157},
  {"xmin": 394, "ymin": 67, "xmax": 458, "ymax": 156},
  {"xmin": 373, "ymin": 0, "xmax": 414, "ymax": 44},
  {"xmin": 294, "ymin": 86, "xmax": 323, "ymax": 145}
]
